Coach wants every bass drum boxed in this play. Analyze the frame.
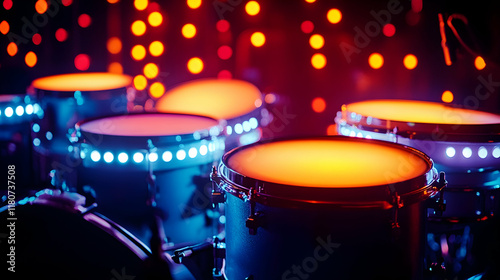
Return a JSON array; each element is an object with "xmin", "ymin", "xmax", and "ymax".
[{"xmin": 0, "ymin": 189, "xmax": 195, "ymax": 280}]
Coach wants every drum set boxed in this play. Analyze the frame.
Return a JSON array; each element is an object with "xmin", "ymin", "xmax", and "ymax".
[{"xmin": 1, "ymin": 74, "xmax": 499, "ymax": 280}]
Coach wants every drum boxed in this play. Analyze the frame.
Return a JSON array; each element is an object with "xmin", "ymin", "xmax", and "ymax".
[
  {"xmin": 70, "ymin": 113, "xmax": 225, "ymax": 245},
  {"xmin": 155, "ymin": 78, "xmax": 270, "ymax": 151},
  {"xmin": 0, "ymin": 189, "xmax": 195, "ymax": 280},
  {"xmin": 31, "ymin": 72, "xmax": 132, "ymax": 188},
  {"xmin": 0, "ymin": 94, "xmax": 42, "ymax": 193},
  {"xmin": 213, "ymin": 136, "xmax": 442, "ymax": 280}
]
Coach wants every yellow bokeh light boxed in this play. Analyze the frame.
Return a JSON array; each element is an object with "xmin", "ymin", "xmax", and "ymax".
[
  {"xmin": 311, "ymin": 53, "xmax": 327, "ymax": 69},
  {"xmin": 187, "ymin": 0, "xmax": 201, "ymax": 9},
  {"xmin": 0, "ymin": 21, "xmax": 9, "ymax": 35},
  {"xmin": 327, "ymin": 8, "xmax": 342, "ymax": 24},
  {"xmin": 131, "ymin": 45, "xmax": 146, "ymax": 60},
  {"xmin": 25, "ymin": 51, "xmax": 37, "ymax": 67},
  {"xmin": 148, "ymin": 12, "xmax": 163, "ymax": 27},
  {"xmin": 187, "ymin": 57, "xmax": 204, "ymax": 74},
  {"xmin": 107, "ymin": 37, "xmax": 122, "ymax": 54},
  {"xmin": 305, "ymin": 0, "xmax": 316, "ymax": 3},
  {"xmin": 475, "ymin": 56, "xmax": 486, "ymax": 70},
  {"xmin": 182, "ymin": 23, "xmax": 197, "ymax": 38},
  {"xmin": 143, "ymin": 63, "xmax": 159, "ymax": 79},
  {"xmin": 133, "ymin": 75, "xmax": 147, "ymax": 90},
  {"xmin": 368, "ymin": 53, "xmax": 384, "ymax": 69},
  {"xmin": 441, "ymin": 90, "xmax": 454, "ymax": 103},
  {"xmin": 131, "ymin": 20, "xmax": 146, "ymax": 36},
  {"xmin": 108, "ymin": 62, "xmax": 123, "ymax": 74},
  {"xmin": 403, "ymin": 54, "xmax": 418, "ymax": 70},
  {"xmin": 107, "ymin": 0, "xmax": 120, "ymax": 3},
  {"xmin": 7, "ymin": 42, "xmax": 17, "ymax": 56},
  {"xmin": 149, "ymin": 82, "xmax": 165, "ymax": 98},
  {"xmin": 35, "ymin": 0, "xmax": 48, "ymax": 14},
  {"xmin": 245, "ymin": 1, "xmax": 260, "ymax": 16},
  {"xmin": 149, "ymin": 41, "xmax": 164, "ymax": 56},
  {"xmin": 134, "ymin": 0, "xmax": 148, "ymax": 10},
  {"xmin": 250, "ymin": 32, "xmax": 265, "ymax": 47},
  {"xmin": 309, "ymin": 34, "xmax": 325, "ymax": 49}
]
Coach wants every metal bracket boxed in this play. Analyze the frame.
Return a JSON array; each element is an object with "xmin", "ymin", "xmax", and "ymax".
[
  {"xmin": 430, "ymin": 172, "xmax": 447, "ymax": 216},
  {"xmin": 246, "ymin": 187, "xmax": 264, "ymax": 235},
  {"xmin": 210, "ymin": 166, "xmax": 226, "ymax": 205},
  {"xmin": 391, "ymin": 191, "xmax": 404, "ymax": 229}
]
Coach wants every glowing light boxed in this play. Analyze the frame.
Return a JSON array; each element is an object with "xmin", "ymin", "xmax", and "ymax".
[
  {"xmin": 245, "ymin": 1, "xmax": 260, "ymax": 16},
  {"xmin": 0, "ymin": 21, "xmax": 9, "ymax": 35},
  {"xmin": 478, "ymin": 146, "xmax": 487, "ymax": 159},
  {"xmin": 108, "ymin": 62, "xmax": 123, "ymax": 74},
  {"xmin": 35, "ymin": 0, "xmax": 48, "ymax": 14},
  {"xmin": 187, "ymin": 57, "xmax": 204, "ymax": 74},
  {"xmin": 218, "ymin": 70, "xmax": 232, "ymax": 79},
  {"xmin": 133, "ymin": 75, "xmax": 147, "ymax": 91},
  {"xmin": 182, "ymin": 23, "xmax": 196, "ymax": 38},
  {"xmin": 226, "ymin": 126, "xmax": 233, "ymax": 135},
  {"xmin": 148, "ymin": 152, "xmax": 158, "ymax": 162},
  {"xmin": 475, "ymin": 56, "xmax": 486, "ymax": 70},
  {"xmin": 33, "ymin": 138, "xmax": 41, "ymax": 146},
  {"xmin": 382, "ymin": 24, "xmax": 396, "ymax": 37},
  {"xmin": 162, "ymin": 151, "xmax": 172, "ymax": 162},
  {"xmin": 25, "ymin": 51, "xmax": 37, "ymax": 67},
  {"xmin": 199, "ymin": 145, "xmax": 208, "ymax": 155},
  {"xmin": 441, "ymin": 90, "xmax": 454, "ymax": 103},
  {"xmin": 107, "ymin": 37, "xmax": 122, "ymax": 54},
  {"xmin": 118, "ymin": 152, "xmax": 128, "ymax": 163},
  {"xmin": 78, "ymin": 14, "xmax": 91, "ymax": 28},
  {"xmin": 143, "ymin": 63, "xmax": 159, "ymax": 79},
  {"xmin": 403, "ymin": 54, "xmax": 418, "ymax": 70},
  {"xmin": 217, "ymin": 45, "xmax": 233, "ymax": 60},
  {"xmin": 134, "ymin": 0, "xmax": 148, "ymax": 10},
  {"xmin": 131, "ymin": 45, "xmax": 146, "ymax": 60},
  {"xmin": 149, "ymin": 82, "xmax": 165, "ymax": 98},
  {"xmin": 74, "ymin": 54, "xmax": 90, "ymax": 71},
  {"xmin": 91, "ymin": 150, "xmax": 101, "ymax": 162},
  {"xmin": 187, "ymin": 0, "xmax": 201, "ymax": 9},
  {"xmin": 62, "ymin": 0, "xmax": 72, "ymax": 5},
  {"xmin": 103, "ymin": 152, "xmax": 113, "ymax": 163},
  {"xmin": 312, "ymin": 97, "xmax": 326, "ymax": 113},
  {"xmin": 3, "ymin": 0, "xmax": 13, "ymax": 10},
  {"xmin": 148, "ymin": 41, "xmax": 164, "ymax": 57},
  {"xmin": 250, "ymin": 32, "xmax": 266, "ymax": 47},
  {"xmin": 309, "ymin": 34, "xmax": 325, "ymax": 49},
  {"xmin": 26, "ymin": 105, "xmax": 33, "ymax": 115},
  {"xmin": 445, "ymin": 147, "xmax": 456, "ymax": 158},
  {"xmin": 15, "ymin": 105, "xmax": 24, "ymax": 116},
  {"xmin": 55, "ymin": 28, "xmax": 68, "ymax": 42},
  {"xmin": 133, "ymin": 152, "xmax": 144, "ymax": 163},
  {"xmin": 131, "ymin": 20, "xmax": 146, "ymax": 36},
  {"xmin": 326, "ymin": 124, "xmax": 337, "ymax": 135},
  {"xmin": 462, "ymin": 147, "xmax": 472, "ymax": 158},
  {"xmin": 265, "ymin": 93, "xmax": 276, "ymax": 104},
  {"xmin": 255, "ymin": 98, "xmax": 263, "ymax": 107},
  {"xmin": 327, "ymin": 8, "xmax": 342, "ymax": 24},
  {"xmin": 7, "ymin": 42, "xmax": 17, "ymax": 56},
  {"xmin": 493, "ymin": 147, "xmax": 500, "ymax": 158},
  {"xmin": 368, "ymin": 53, "xmax": 384, "ymax": 69},
  {"xmin": 216, "ymin": 20, "xmax": 230, "ymax": 32},
  {"xmin": 148, "ymin": 12, "xmax": 163, "ymax": 27},
  {"xmin": 301, "ymin": 20, "xmax": 314, "ymax": 34},
  {"xmin": 176, "ymin": 150, "xmax": 186, "ymax": 160},
  {"xmin": 311, "ymin": 53, "xmax": 326, "ymax": 69},
  {"xmin": 107, "ymin": 0, "xmax": 119, "ymax": 3},
  {"xmin": 33, "ymin": 123, "xmax": 41, "ymax": 133},
  {"xmin": 234, "ymin": 123, "xmax": 243, "ymax": 134},
  {"xmin": 32, "ymin": 33, "xmax": 42, "ymax": 45},
  {"xmin": 243, "ymin": 121, "xmax": 251, "ymax": 132},
  {"xmin": 249, "ymin": 117, "xmax": 258, "ymax": 129},
  {"xmin": 188, "ymin": 147, "xmax": 197, "ymax": 158},
  {"xmin": 305, "ymin": 0, "xmax": 316, "ymax": 3}
]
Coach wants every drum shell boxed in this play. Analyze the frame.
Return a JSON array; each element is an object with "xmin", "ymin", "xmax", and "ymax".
[{"xmin": 224, "ymin": 194, "xmax": 427, "ymax": 280}]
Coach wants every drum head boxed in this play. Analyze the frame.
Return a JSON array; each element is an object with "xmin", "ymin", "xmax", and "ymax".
[{"xmin": 32, "ymin": 72, "xmax": 132, "ymax": 92}]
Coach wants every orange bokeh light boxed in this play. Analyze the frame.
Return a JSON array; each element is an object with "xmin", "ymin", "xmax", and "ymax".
[
  {"xmin": 187, "ymin": 57, "xmax": 204, "ymax": 74},
  {"xmin": 7, "ymin": 42, "xmax": 17, "ymax": 56},
  {"xmin": 131, "ymin": 45, "xmax": 146, "ymax": 60},
  {"xmin": 187, "ymin": 0, "xmax": 202, "ymax": 9},
  {"xmin": 143, "ymin": 63, "xmax": 159, "ymax": 79},
  {"xmin": 107, "ymin": 37, "xmax": 122, "ymax": 54},
  {"xmin": 149, "ymin": 82, "xmax": 165, "ymax": 98},
  {"xmin": 475, "ymin": 56, "xmax": 486, "ymax": 70},
  {"xmin": 309, "ymin": 34, "xmax": 325, "ymax": 49},
  {"xmin": 35, "ymin": 0, "xmax": 48, "ymax": 14},
  {"xmin": 327, "ymin": 8, "xmax": 342, "ymax": 24},
  {"xmin": 312, "ymin": 97, "xmax": 326, "ymax": 113},
  {"xmin": 0, "ymin": 20, "xmax": 9, "ymax": 35},
  {"xmin": 148, "ymin": 11, "xmax": 163, "ymax": 27},
  {"xmin": 133, "ymin": 75, "xmax": 147, "ymax": 90},
  {"xmin": 149, "ymin": 41, "xmax": 164, "ymax": 56},
  {"xmin": 250, "ymin": 32, "xmax": 266, "ymax": 47},
  {"xmin": 403, "ymin": 54, "xmax": 418, "ymax": 70},
  {"xmin": 368, "ymin": 53, "xmax": 384, "ymax": 69},
  {"xmin": 134, "ymin": 0, "xmax": 148, "ymax": 10},
  {"xmin": 441, "ymin": 90, "xmax": 454, "ymax": 103},
  {"xmin": 131, "ymin": 20, "xmax": 146, "ymax": 36},
  {"xmin": 108, "ymin": 62, "xmax": 123, "ymax": 74},
  {"xmin": 326, "ymin": 124, "xmax": 337, "ymax": 135},
  {"xmin": 25, "ymin": 51, "xmax": 37, "ymax": 67},
  {"xmin": 182, "ymin": 23, "xmax": 196, "ymax": 38},
  {"xmin": 311, "ymin": 53, "xmax": 327, "ymax": 69},
  {"xmin": 245, "ymin": 1, "xmax": 260, "ymax": 16}
]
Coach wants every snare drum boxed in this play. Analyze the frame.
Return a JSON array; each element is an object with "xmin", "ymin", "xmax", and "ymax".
[
  {"xmin": 70, "ymin": 113, "xmax": 225, "ymax": 245},
  {"xmin": 31, "ymin": 73, "xmax": 132, "ymax": 187},
  {"xmin": 155, "ymin": 78, "xmax": 270, "ymax": 150},
  {"xmin": 213, "ymin": 136, "xmax": 441, "ymax": 280}
]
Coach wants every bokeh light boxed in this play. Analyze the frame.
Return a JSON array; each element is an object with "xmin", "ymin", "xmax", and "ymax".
[
  {"xmin": 309, "ymin": 34, "xmax": 325, "ymax": 49},
  {"xmin": 107, "ymin": 37, "xmax": 122, "ymax": 54},
  {"xmin": 0, "ymin": 21, "xmax": 9, "ymax": 35},
  {"xmin": 131, "ymin": 20, "xmax": 146, "ymax": 36},
  {"xmin": 245, "ymin": 1, "xmax": 260, "ymax": 16},
  {"xmin": 216, "ymin": 20, "xmax": 230, "ymax": 32},
  {"xmin": 74, "ymin": 54, "xmax": 90, "ymax": 71},
  {"xmin": 55, "ymin": 28, "xmax": 68, "ymax": 42},
  {"xmin": 7, "ymin": 42, "xmax": 17, "ymax": 56},
  {"xmin": 326, "ymin": 124, "xmax": 337, "ymax": 135},
  {"xmin": 187, "ymin": 57, "xmax": 204, "ymax": 74},
  {"xmin": 327, "ymin": 8, "xmax": 342, "ymax": 24},
  {"xmin": 403, "ymin": 54, "xmax": 418, "ymax": 70},
  {"xmin": 62, "ymin": 0, "xmax": 72, "ymax": 5},
  {"xmin": 149, "ymin": 41, "xmax": 164, "ymax": 56},
  {"xmin": 108, "ymin": 62, "xmax": 123, "ymax": 74},
  {"xmin": 475, "ymin": 56, "xmax": 486, "ymax": 70},
  {"xmin": 442, "ymin": 90, "xmax": 454, "ymax": 103},
  {"xmin": 134, "ymin": 0, "xmax": 148, "ymax": 10},
  {"xmin": 382, "ymin": 24, "xmax": 396, "ymax": 37},
  {"xmin": 311, "ymin": 53, "xmax": 326, "ymax": 69},
  {"xmin": 368, "ymin": 53, "xmax": 384, "ymax": 69},
  {"xmin": 149, "ymin": 82, "xmax": 165, "ymax": 98},
  {"xmin": 143, "ymin": 63, "xmax": 159, "ymax": 79},
  {"xmin": 250, "ymin": 32, "xmax": 266, "ymax": 47},
  {"xmin": 218, "ymin": 70, "xmax": 232, "ymax": 79},
  {"xmin": 305, "ymin": 0, "xmax": 316, "ymax": 3},
  {"xmin": 3, "ymin": 0, "xmax": 13, "ymax": 10},
  {"xmin": 32, "ymin": 33, "xmax": 42, "ymax": 45},
  {"xmin": 133, "ymin": 75, "xmax": 147, "ymax": 90},
  {"xmin": 312, "ymin": 97, "xmax": 326, "ymax": 113},
  {"xmin": 187, "ymin": 0, "xmax": 202, "ymax": 9},
  {"xmin": 148, "ymin": 11, "xmax": 163, "ymax": 27},
  {"xmin": 35, "ymin": 0, "xmax": 48, "ymax": 14},
  {"xmin": 182, "ymin": 23, "xmax": 197, "ymax": 38},
  {"xmin": 25, "ymin": 51, "xmax": 37, "ymax": 67},
  {"xmin": 265, "ymin": 93, "xmax": 276, "ymax": 104},
  {"xmin": 217, "ymin": 45, "xmax": 232, "ymax": 60},
  {"xmin": 131, "ymin": 45, "xmax": 146, "ymax": 60},
  {"xmin": 78, "ymin": 14, "xmax": 92, "ymax": 28},
  {"xmin": 301, "ymin": 20, "xmax": 314, "ymax": 34},
  {"xmin": 107, "ymin": 0, "xmax": 119, "ymax": 3}
]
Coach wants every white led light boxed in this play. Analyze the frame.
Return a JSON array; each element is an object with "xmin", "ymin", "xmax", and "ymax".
[
  {"xmin": 46, "ymin": 131, "xmax": 53, "ymax": 141},
  {"xmin": 15, "ymin": 105, "xmax": 24, "ymax": 116},
  {"xmin": 209, "ymin": 126, "xmax": 220, "ymax": 136},
  {"xmin": 133, "ymin": 152, "xmax": 144, "ymax": 163},
  {"xmin": 493, "ymin": 146, "xmax": 500, "ymax": 159},
  {"xmin": 189, "ymin": 147, "xmax": 197, "ymax": 158},
  {"xmin": 445, "ymin": 147, "xmax": 456, "ymax": 158},
  {"xmin": 34, "ymin": 103, "xmax": 41, "ymax": 113},
  {"xmin": 5, "ymin": 107, "xmax": 13, "ymax": 117},
  {"xmin": 176, "ymin": 150, "xmax": 186, "ymax": 161},
  {"xmin": 162, "ymin": 151, "xmax": 172, "ymax": 162},
  {"xmin": 226, "ymin": 126, "xmax": 233, "ymax": 135},
  {"xmin": 349, "ymin": 131, "xmax": 356, "ymax": 137},
  {"xmin": 208, "ymin": 142, "xmax": 215, "ymax": 152},
  {"xmin": 25, "ymin": 104, "xmax": 33, "ymax": 115},
  {"xmin": 33, "ymin": 138, "xmax": 41, "ymax": 147},
  {"xmin": 103, "ymin": 152, "xmax": 114, "ymax": 163},
  {"xmin": 32, "ymin": 123, "xmax": 40, "ymax": 133},
  {"xmin": 365, "ymin": 135, "xmax": 372, "ymax": 139},
  {"xmin": 478, "ymin": 146, "xmax": 488, "ymax": 159},
  {"xmin": 67, "ymin": 146, "xmax": 73, "ymax": 152},
  {"xmin": 242, "ymin": 121, "xmax": 251, "ymax": 132},
  {"xmin": 249, "ymin": 117, "xmax": 258, "ymax": 129},
  {"xmin": 234, "ymin": 123, "xmax": 243, "ymax": 134},
  {"xmin": 356, "ymin": 132, "xmax": 363, "ymax": 138},
  {"xmin": 91, "ymin": 151, "xmax": 101, "ymax": 162},
  {"xmin": 462, "ymin": 147, "xmax": 472, "ymax": 158},
  {"xmin": 148, "ymin": 152, "xmax": 158, "ymax": 162},
  {"xmin": 199, "ymin": 145, "xmax": 208, "ymax": 156},
  {"xmin": 80, "ymin": 150, "xmax": 86, "ymax": 159},
  {"xmin": 118, "ymin": 152, "xmax": 128, "ymax": 163}
]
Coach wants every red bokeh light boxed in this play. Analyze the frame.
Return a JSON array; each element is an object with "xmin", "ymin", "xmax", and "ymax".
[
  {"xmin": 78, "ymin": 14, "xmax": 92, "ymax": 28},
  {"xmin": 3, "ymin": 0, "xmax": 13, "ymax": 10},
  {"xmin": 74, "ymin": 54, "xmax": 90, "ymax": 71},
  {"xmin": 55, "ymin": 28, "xmax": 68, "ymax": 42},
  {"xmin": 301, "ymin": 20, "xmax": 314, "ymax": 34},
  {"xmin": 32, "ymin": 33, "xmax": 42, "ymax": 45},
  {"xmin": 216, "ymin": 19, "xmax": 230, "ymax": 33},
  {"xmin": 217, "ymin": 45, "xmax": 233, "ymax": 60},
  {"xmin": 217, "ymin": 70, "xmax": 232, "ymax": 79},
  {"xmin": 382, "ymin": 24, "xmax": 395, "ymax": 37}
]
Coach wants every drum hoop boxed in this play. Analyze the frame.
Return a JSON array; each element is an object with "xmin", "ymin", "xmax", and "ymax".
[{"xmin": 36, "ymin": 86, "xmax": 128, "ymax": 99}]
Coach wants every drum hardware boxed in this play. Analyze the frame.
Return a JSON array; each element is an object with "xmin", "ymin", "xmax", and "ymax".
[
  {"xmin": 245, "ymin": 188, "xmax": 264, "ymax": 235},
  {"xmin": 426, "ymin": 172, "xmax": 448, "ymax": 217}
]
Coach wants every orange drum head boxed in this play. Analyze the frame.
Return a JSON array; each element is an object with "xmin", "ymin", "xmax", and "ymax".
[{"xmin": 32, "ymin": 72, "xmax": 132, "ymax": 92}]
